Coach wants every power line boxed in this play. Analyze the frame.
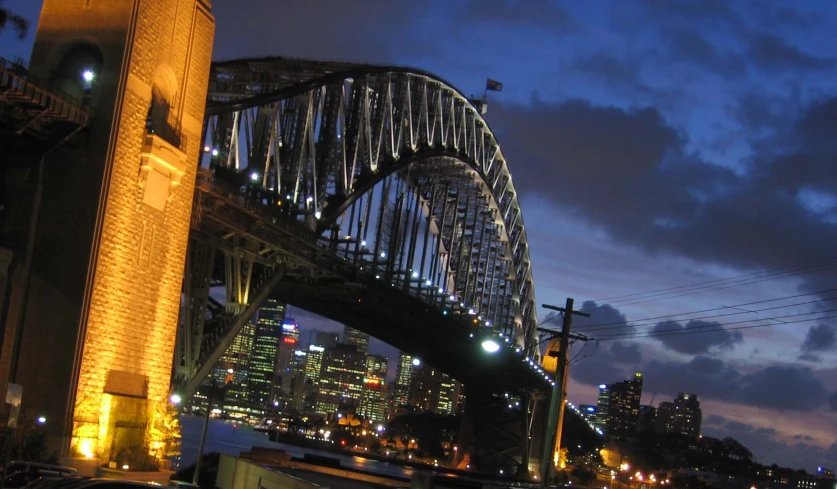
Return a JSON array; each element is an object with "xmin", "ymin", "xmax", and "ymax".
[
  {"xmin": 574, "ymin": 289, "xmax": 837, "ymax": 333},
  {"xmin": 594, "ymin": 310, "xmax": 837, "ymax": 341},
  {"xmin": 595, "ymin": 256, "xmax": 837, "ymax": 307}
]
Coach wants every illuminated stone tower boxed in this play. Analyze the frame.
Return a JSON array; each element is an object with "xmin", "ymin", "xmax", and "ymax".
[{"xmin": 0, "ymin": 0, "xmax": 214, "ymax": 465}]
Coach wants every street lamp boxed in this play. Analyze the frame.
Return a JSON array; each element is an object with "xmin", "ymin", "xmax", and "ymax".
[{"xmin": 481, "ymin": 339, "xmax": 501, "ymax": 353}]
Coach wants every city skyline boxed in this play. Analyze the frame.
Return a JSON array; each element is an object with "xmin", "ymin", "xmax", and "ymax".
[{"xmin": 2, "ymin": 0, "xmax": 835, "ymax": 471}]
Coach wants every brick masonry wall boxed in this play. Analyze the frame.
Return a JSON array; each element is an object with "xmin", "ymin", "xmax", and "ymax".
[{"xmin": 15, "ymin": 0, "xmax": 214, "ymax": 459}]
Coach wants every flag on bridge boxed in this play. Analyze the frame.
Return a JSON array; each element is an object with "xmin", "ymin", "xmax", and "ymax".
[{"xmin": 486, "ymin": 78, "xmax": 503, "ymax": 92}]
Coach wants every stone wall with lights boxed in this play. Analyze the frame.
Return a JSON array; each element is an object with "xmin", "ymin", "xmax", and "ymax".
[{"xmin": 6, "ymin": 0, "xmax": 214, "ymax": 464}]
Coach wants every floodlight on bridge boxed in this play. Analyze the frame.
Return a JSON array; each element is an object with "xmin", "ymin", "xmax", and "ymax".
[
  {"xmin": 82, "ymin": 69, "xmax": 95, "ymax": 83},
  {"xmin": 481, "ymin": 339, "xmax": 501, "ymax": 353}
]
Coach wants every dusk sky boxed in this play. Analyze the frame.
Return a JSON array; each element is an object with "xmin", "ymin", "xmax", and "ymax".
[{"xmin": 3, "ymin": 0, "xmax": 837, "ymax": 472}]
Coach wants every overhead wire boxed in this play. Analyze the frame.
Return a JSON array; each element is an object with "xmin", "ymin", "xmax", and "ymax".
[
  {"xmin": 595, "ymin": 256, "xmax": 837, "ymax": 307},
  {"xmin": 594, "ymin": 311, "xmax": 837, "ymax": 341},
  {"xmin": 573, "ymin": 288, "xmax": 837, "ymax": 333}
]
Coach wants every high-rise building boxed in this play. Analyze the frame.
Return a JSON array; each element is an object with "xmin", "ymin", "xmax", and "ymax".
[
  {"xmin": 316, "ymin": 343, "xmax": 366, "ymax": 415},
  {"xmin": 601, "ymin": 373, "xmax": 643, "ymax": 436},
  {"xmin": 637, "ymin": 405, "xmax": 657, "ymax": 434},
  {"xmin": 409, "ymin": 364, "xmax": 461, "ymax": 415},
  {"xmin": 657, "ymin": 393, "xmax": 702, "ymax": 438},
  {"xmin": 310, "ymin": 330, "xmax": 339, "ymax": 349},
  {"xmin": 247, "ymin": 300, "xmax": 285, "ymax": 409},
  {"xmin": 394, "ymin": 352, "xmax": 416, "ymax": 405},
  {"xmin": 212, "ymin": 321, "xmax": 256, "ymax": 406},
  {"xmin": 358, "ymin": 355, "xmax": 389, "ymax": 421},
  {"xmin": 655, "ymin": 401, "xmax": 676, "ymax": 434},
  {"xmin": 343, "ymin": 326, "xmax": 370, "ymax": 354},
  {"xmin": 273, "ymin": 319, "xmax": 300, "ymax": 409},
  {"xmin": 594, "ymin": 384, "xmax": 610, "ymax": 432},
  {"xmin": 579, "ymin": 404, "xmax": 598, "ymax": 423}
]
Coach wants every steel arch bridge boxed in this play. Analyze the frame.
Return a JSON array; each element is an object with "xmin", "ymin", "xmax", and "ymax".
[{"xmin": 173, "ymin": 57, "xmax": 553, "ymax": 474}]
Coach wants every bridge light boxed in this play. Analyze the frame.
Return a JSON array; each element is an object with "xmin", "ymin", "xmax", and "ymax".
[
  {"xmin": 203, "ymin": 146, "xmax": 211, "ymax": 153},
  {"xmin": 170, "ymin": 394, "xmax": 182, "ymax": 405},
  {"xmin": 361, "ymin": 240, "xmax": 367, "ymax": 246},
  {"xmin": 250, "ymin": 172, "xmax": 259, "ymax": 182},
  {"xmin": 380, "ymin": 252, "xmax": 386, "ymax": 258},
  {"xmin": 412, "ymin": 358, "xmax": 421, "ymax": 366},
  {"xmin": 425, "ymin": 279, "xmax": 432, "ymax": 286},
  {"xmin": 481, "ymin": 339, "xmax": 501, "ymax": 353},
  {"xmin": 37, "ymin": 416, "xmax": 46, "ymax": 424},
  {"xmin": 314, "ymin": 211, "xmax": 321, "ymax": 219},
  {"xmin": 411, "ymin": 271, "xmax": 418, "ymax": 278},
  {"xmin": 211, "ymin": 149, "xmax": 219, "ymax": 156},
  {"xmin": 82, "ymin": 69, "xmax": 95, "ymax": 83}
]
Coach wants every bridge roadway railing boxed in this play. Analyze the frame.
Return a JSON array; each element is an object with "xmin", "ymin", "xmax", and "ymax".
[{"xmin": 193, "ymin": 169, "xmax": 536, "ymax": 360}]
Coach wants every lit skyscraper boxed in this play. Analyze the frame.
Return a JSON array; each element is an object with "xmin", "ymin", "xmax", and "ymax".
[
  {"xmin": 316, "ymin": 343, "xmax": 366, "ymax": 415},
  {"xmin": 273, "ymin": 319, "xmax": 300, "ymax": 408},
  {"xmin": 358, "ymin": 354, "xmax": 388, "ymax": 421},
  {"xmin": 594, "ymin": 384, "xmax": 610, "ymax": 432},
  {"xmin": 656, "ymin": 393, "xmax": 702, "ymax": 438},
  {"xmin": 247, "ymin": 299, "xmax": 285, "ymax": 409},
  {"xmin": 409, "ymin": 364, "xmax": 461, "ymax": 415},
  {"xmin": 601, "ymin": 373, "xmax": 643, "ymax": 436},
  {"xmin": 394, "ymin": 352, "xmax": 416, "ymax": 405},
  {"xmin": 343, "ymin": 326, "xmax": 370, "ymax": 354},
  {"xmin": 212, "ymin": 320, "xmax": 255, "ymax": 405}
]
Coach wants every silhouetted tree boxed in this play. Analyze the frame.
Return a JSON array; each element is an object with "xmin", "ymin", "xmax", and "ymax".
[{"xmin": 0, "ymin": 2, "xmax": 28, "ymax": 39}]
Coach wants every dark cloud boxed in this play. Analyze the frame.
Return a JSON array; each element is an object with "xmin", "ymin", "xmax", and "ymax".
[
  {"xmin": 638, "ymin": 357, "xmax": 830, "ymax": 412},
  {"xmin": 705, "ymin": 414, "xmax": 728, "ymax": 425},
  {"xmin": 463, "ymin": 0, "xmax": 576, "ymax": 31},
  {"xmin": 792, "ymin": 434, "xmax": 815, "ymax": 441},
  {"xmin": 651, "ymin": 320, "xmax": 743, "ymax": 355},
  {"xmin": 610, "ymin": 341, "xmax": 642, "ymax": 364},
  {"xmin": 738, "ymin": 366, "xmax": 829, "ymax": 412},
  {"xmin": 747, "ymin": 32, "xmax": 834, "ymax": 72},
  {"xmin": 211, "ymin": 0, "xmax": 438, "ymax": 62},
  {"xmin": 800, "ymin": 323, "xmax": 837, "ymax": 353},
  {"xmin": 703, "ymin": 425, "xmax": 837, "ymax": 472},
  {"xmin": 831, "ymin": 391, "xmax": 837, "ymax": 411},
  {"xmin": 726, "ymin": 421, "xmax": 752, "ymax": 432},
  {"xmin": 570, "ymin": 301, "xmax": 633, "ymax": 335},
  {"xmin": 490, "ymin": 94, "xmax": 837, "ymax": 282}
]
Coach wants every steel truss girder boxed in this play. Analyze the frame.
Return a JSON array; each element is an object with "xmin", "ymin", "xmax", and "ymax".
[{"xmin": 203, "ymin": 61, "xmax": 540, "ymax": 354}]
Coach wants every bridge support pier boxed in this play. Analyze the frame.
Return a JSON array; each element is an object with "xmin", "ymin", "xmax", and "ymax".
[
  {"xmin": 0, "ymin": 0, "xmax": 215, "ymax": 464},
  {"xmin": 458, "ymin": 386, "xmax": 532, "ymax": 479}
]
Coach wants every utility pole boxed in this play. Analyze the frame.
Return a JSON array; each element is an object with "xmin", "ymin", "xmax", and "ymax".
[{"xmin": 539, "ymin": 299, "xmax": 590, "ymax": 488}]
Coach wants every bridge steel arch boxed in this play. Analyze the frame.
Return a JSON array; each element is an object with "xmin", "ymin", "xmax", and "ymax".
[
  {"xmin": 203, "ymin": 58, "xmax": 541, "ymax": 354},
  {"xmin": 176, "ymin": 58, "xmax": 552, "ymax": 476}
]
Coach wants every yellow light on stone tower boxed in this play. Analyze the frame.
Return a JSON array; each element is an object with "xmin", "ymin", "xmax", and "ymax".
[{"xmin": 11, "ymin": 0, "xmax": 215, "ymax": 469}]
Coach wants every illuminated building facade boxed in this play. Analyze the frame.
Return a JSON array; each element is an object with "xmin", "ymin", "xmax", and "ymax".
[
  {"xmin": 656, "ymin": 393, "xmax": 702, "ymax": 438},
  {"xmin": 409, "ymin": 364, "xmax": 461, "ymax": 415},
  {"xmin": 343, "ymin": 326, "xmax": 370, "ymax": 354},
  {"xmin": 358, "ymin": 355, "xmax": 388, "ymax": 421},
  {"xmin": 273, "ymin": 319, "xmax": 300, "ymax": 408},
  {"xmin": 394, "ymin": 352, "xmax": 416, "ymax": 405},
  {"xmin": 601, "ymin": 373, "xmax": 643, "ymax": 436},
  {"xmin": 315, "ymin": 344, "xmax": 365, "ymax": 415},
  {"xmin": 0, "ymin": 0, "xmax": 214, "ymax": 463},
  {"xmin": 247, "ymin": 300, "xmax": 285, "ymax": 409},
  {"xmin": 594, "ymin": 384, "xmax": 611, "ymax": 432},
  {"xmin": 211, "ymin": 321, "xmax": 255, "ymax": 405}
]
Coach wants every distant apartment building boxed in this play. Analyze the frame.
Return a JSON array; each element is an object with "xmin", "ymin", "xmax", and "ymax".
[
  {"xmin": 597, "ymin": 373, "xmax": 643, "ymax": 436},
  {"xmin": 409, "ymin": 363, "xmax": 461, "ymax": 415},
  {"xmin": 656, "ymin": 393, "xmax": 702, "ymax": 438},
  {"xmin": 343, "ymin": 326, "xmax": 370, "ymax": 354},
  {"xmin": 637, "ymin": 404, "xmax": 657, "ymax": 434}
]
